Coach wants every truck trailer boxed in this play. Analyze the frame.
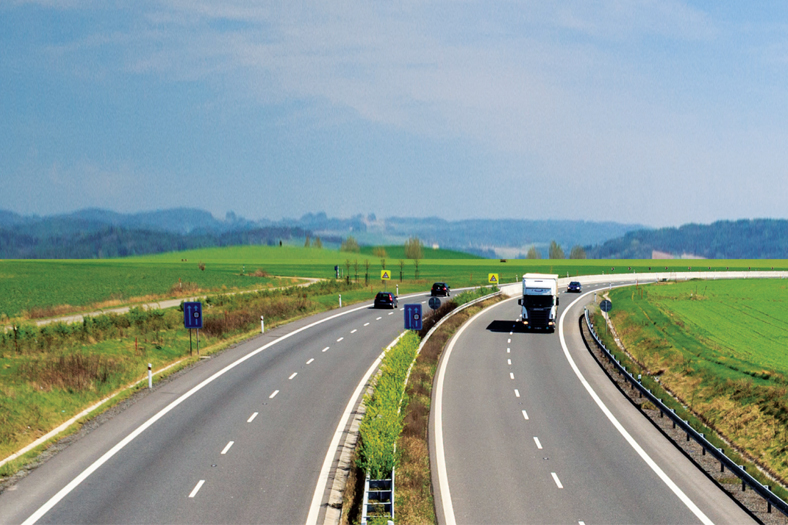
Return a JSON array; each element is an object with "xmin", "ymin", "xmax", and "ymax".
[{"xmin": 518, "ymin": 273, "xmax": 559, "ymax": 331}]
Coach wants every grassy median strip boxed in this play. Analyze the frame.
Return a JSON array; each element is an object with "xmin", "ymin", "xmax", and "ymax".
[{"xmin": 598, "ymin": 278, "xmax": 788, "ymax": 500}]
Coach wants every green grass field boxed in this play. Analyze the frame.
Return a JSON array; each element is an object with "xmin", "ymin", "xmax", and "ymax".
[
  {"xmin": 607, "ymin": 279, "xmax": 788, "ymax": 481},
  {"xmin": 2, "ymin": 244, "xmax": 788, "ymax": 319}
]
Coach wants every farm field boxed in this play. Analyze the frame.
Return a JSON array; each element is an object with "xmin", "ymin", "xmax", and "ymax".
[
  {"xmin": 3, "ymin": 243, "xmax": 788, "ymax": 319},
  {"xmin": 607, "ymin": 279, "xmax": 788, "ymax": 482}
]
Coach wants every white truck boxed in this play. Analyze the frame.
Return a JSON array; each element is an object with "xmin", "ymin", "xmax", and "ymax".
[{"xmin": 517, "ymin": 273, "xmax": 559, "ymax": 332}]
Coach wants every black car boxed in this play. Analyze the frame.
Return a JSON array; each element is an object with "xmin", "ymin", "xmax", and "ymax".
[
  {"xmin": 374, "ymin": 291, "xmax": 398, "ymax": 309},
  {"xmin": 431, "ymin": 282, "xmax": 450, "ymax": 297},
  {"xmin": 567, "ymin": 281, "xmax": 582, "ymax": 293}
]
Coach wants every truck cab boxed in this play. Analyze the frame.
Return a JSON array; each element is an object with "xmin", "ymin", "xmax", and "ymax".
[{"xmin": 517, "ymin": 273, "xmax": 559, "ymax": 332}]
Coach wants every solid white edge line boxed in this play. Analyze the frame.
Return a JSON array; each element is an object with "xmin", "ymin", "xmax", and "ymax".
[
  {"xmin": 221, "ymin": 441, "xmax": 234, "ymax": 455},
  {"xmin": 559, "ymin": 290, "xmax": 713, "ymax": 525},
  {"xmin": 189, "ymin": 480, "xmax": 205, "ymax": 498},
  {"xmin": 551, "ymin": 472, "xmax": 564, "ymax": 489},
  {"xmin": 434, "ymin": 299, "xmax": 511, "ymax": 525},
  {"xmin": 305, "ymin": 331, "xmax": 407, "ymax": 525},
  {"xmin": 20, "ymin": 293, "xmax": 423, "ymax": 524},
  {"xmin": 289, "ymin": 373, "xmax": 297, "ymax": 380},
  {"xmin": 247, "ymin": 412, "xmax": 258, "ymax": 423},
  {"xmin": 534, "ymin": 437, "xmax": 543, "ymax": 450}
]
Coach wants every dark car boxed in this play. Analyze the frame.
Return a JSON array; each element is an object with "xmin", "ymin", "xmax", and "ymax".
[
  {"xmin": 374, "ymin": 291, "xmax": 398, "ymax": 309},
  {"xmin": 431, "ymin": 282, "xmax": 451, "ymax": 297},
  {"xmin": 567, "ymin": 281, "xmax": 582, "ymax": 293}
]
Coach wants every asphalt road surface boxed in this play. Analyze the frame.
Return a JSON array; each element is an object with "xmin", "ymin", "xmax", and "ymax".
[
  {"xmin": 0, "ymin": 291, "xmax": 434, "ymax": 525},
  {"xmin": 433, "ymin": 282, "xmax": 754, "ymax": 524}
]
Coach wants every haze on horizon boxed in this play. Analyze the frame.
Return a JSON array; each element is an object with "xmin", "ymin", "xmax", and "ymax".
[{"xmin": 2, "ymin": 1, "xmax": 788, "ymax": 228}]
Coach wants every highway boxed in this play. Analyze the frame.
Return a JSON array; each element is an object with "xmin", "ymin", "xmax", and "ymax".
[
  {"xmin": 433, "ymin": 282, "xmax": 754, "ymax": 524},
  {"xmin": 0, "ymin": 292, "xmax": 432, "ymax": 525}
]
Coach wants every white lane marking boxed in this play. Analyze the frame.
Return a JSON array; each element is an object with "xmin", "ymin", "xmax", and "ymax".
[
  {"xmin": 337, "ymin": 337, "xmax": 344, "ymax": 342},
  {"xmin": 514, "ymin": 389, "xmax": 520, "ymax": 398},
  {"xmin": 422, "ymin": 301, "xmax": 426, "ymax": 304},
  {"xmin": 509, "ymin": 372, "xmax": 515, "ymax": 380},
  {"xmin": 559, "ymin": 290, "xmax": 713, "ymax": 525},
  {"xmin": 189, "ymin": 480, "xmax": 205, "ymax": 498},
  {"xmin": 534, "ymin": 437, "xmax": 543, "ymax": 450},
  {"xmin": 579, "ymin": 522, "xmax": 586, "ymax": 525},
  {"xmin": 522, "ymin": 410, "xmax": 529, "ymax": 420},
  {"xmin": 376, "ymin": 317, "xmax": 382, "ymax": 320},
  {"xmin": 351, "ymin": 329, "xmax": 357, "ymax": 334},
  {"xmin": 20, "ymin": 300, "xmax": 380, "ymax": 525},
  {"xmin": 247, "ymin": 412, "xmax": 258, "ymax": 423},
  {"xmin": 269, "ymin": 390, "xmax": 279, "ymax": 399},
  {"xmin": 388, "ymin": 312, "xmax": 394, "ymax": 315},
  {"xmin": 551, "ymin": 472, "xmax": 564, "ymax": 489},
  {"xmin": 221, "ymin": 441, "xmax": 234, "ymax": 455},
  {"xmin": 508, "ymin": 338, "xmax": 511, "ymax": 343},
  {"xmin": 434, "ymin": 299, "xmax": 511, "ymax": 525},
  {"xmin": 289, "ymin": 373, "xmax": 297, "ymax": 380},
  {"xmin": 322, "ymin": 346, "xmax": 330, "ymax": 352},
  {"xmin": 507, "ymin": 348, "xmax": 510, "ymax": 353},
  {"xmin": 507, "ymin": 359, "xmax": 512, "ymax": 365},
  {"xmin": 306, "ymin": 332, "xmax": 408, "ymax": 525},
  {"xmin": 306, "ymin": 358, "xmax": 315, "ymax": 365},
  {"xmin": 364, "ymin": 322, "xmax": 370, "ymax": 326},
  {"xmin": 509, "ymin": 331, "xmax": 513, "ymax": 335}
]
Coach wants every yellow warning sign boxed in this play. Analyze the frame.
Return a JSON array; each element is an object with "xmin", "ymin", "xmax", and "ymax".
[
  {"xmin": 488, "ymin": 273, "xmax": 499, "ymax": 284},
  {"xmin": 381, "ymin": 270, "xmax": 391, "ymax": 280}
]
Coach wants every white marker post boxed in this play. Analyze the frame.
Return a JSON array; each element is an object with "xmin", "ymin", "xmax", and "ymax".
[
  {"xmin": 339, "ymin": 294, "xmax": 342, "ymax": 307},
  {"xmin": 396, "ymin": 284, "xmax": 399, "ymax": 296},
  {"xmin": 260, "ymin": 315, "xmax": 265, "ymax": 334},
  {"xmin": 148, "ymin": 363, "xmax": 152, "ymax": 389}
]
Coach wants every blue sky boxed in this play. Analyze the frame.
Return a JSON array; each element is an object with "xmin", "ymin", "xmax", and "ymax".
[{"xmin": 2, "ymin": 1, "xmax": 787, "ymax": 227}]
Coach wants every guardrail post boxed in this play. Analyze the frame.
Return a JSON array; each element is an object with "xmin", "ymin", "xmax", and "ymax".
[{"xmin": 768, "ymin": 486, "xmax": 772, "ymax": 513}]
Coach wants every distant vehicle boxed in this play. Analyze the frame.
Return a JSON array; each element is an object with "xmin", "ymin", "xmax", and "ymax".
[
  {"xmin": 374, "ymin": 292, "xmax": 398, "ymax": 309},
  {"xmin": 567, "ymin": 281, "xmax": 582, "ymax": 293},
  {"xmin": 431, "ymin": 282, "xmax": 451, "ymax": 297},
  {"xmin": 517, "ymin": 273, "xmax": 559, "ymax": 332}
]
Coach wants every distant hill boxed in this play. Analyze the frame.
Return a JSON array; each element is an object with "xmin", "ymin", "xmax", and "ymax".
[
  {"xmin": 586, "ymin": 219, "xmax": 788, "ymax": 259},
  {"xmin": 0, "ymin": 208, "xmax": 645, "ymax": 259}
]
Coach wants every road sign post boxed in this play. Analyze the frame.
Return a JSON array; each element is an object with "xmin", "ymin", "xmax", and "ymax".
[
  {"xmin": 184, "ymin": 302, "xmax": 203, "ymax": 356},
  {"xmin": 600, "ymin": 299, "xmax": 612, "ymax": 336},
  {"xmin": 428, "ymin": 296, "xmax": 441, "ymax": 311},
  {"xmin": 404, "ymin": 304, "xmax": 422, "ymax": 331}
]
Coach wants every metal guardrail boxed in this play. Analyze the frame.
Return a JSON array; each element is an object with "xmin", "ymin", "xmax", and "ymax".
[{"xmin": 583, "ymin": 308, "xmax": 788, "ymax": 517}]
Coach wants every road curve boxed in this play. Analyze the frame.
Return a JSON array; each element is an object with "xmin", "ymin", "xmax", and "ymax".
[
  {"xmin": 433, "ymin": 282, "xmax": 753, "ymax": 524},
  {"xmin": 0, "ymin": 291, "xmax": 433, "ymax": 525}
]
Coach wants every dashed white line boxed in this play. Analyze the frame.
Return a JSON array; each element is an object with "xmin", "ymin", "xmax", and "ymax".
[
  {"xmin": 269, "ymin": 390, "xmax": 279, "ymax": 399},
  {"xmin": 289, "ymin": 373, "xmax": 297, "ymax": 380},
  {"xmin": 522, "ymin": 409, "xmax": 529, "ymax": 420},
  {"xmin": 221, "ymin": 441, "xmax": 234, "ymax": 455},
  {"xmin": 388, "ymin": 312, "xmax": 394, "ymax": 315},
  {"xmin": 421, "ymin": 301, "xmax": 426, "ymax": 304},
  {"xmin": 247, "ymin": 412, "xmax": 258, "ymax": 423},
  {"xmin": 507, "ymin": 348, "xmax": 510, "ymax": 353},
  {"xmin": 514, "ymin": 389, "xmax": 520, "ymax": 398},
  {"xmin": 376, "ymin": 317, "xmax": 382, "ymax": 320},
  {"xmin": 507, "ymin": 359, "xmax": 512, "ymax": 365},
  {"xmin": 189, "ymin": 480, "xmax": 205, "ymax": 498},
  {"xmin": 364, "ymin": 322, "xmax": 370, "ymax": 326},
  {"xmin": 551, "ymin": 472, "xmax": 564, "ymax": 489},
  {"xmin": 509, "ymin": 331, "xmax": 513, "ymax": 335},
  {"xmin": 337, "ymin": 337, "xmax": 344, "ymax": 342},
  {"xmin": 351, "ymin": 329, "xmax": 357, "ymax": 334},
  {"xmin": 306, "ymin": 358, "xmax": 315, "ymax": 365},
  {"xmin": 322, "ymin": 346, "xmax": 329, "ymax": 352},
  {"xmin": 508, "ymin": 338, "xmax": 511, "ymax": 343},
  {"xmin": 579, "ymin": 521, "xmax": 586, "ymax": 525},
  {"xmin": 509, "ymin": 372, "xmax": 515, "ymax": 380},
  {"xmin": 534, "ymin": 437, "xmax": 543, "ymax": 450}
]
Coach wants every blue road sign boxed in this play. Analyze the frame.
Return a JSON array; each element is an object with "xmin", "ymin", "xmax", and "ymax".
[
  {"xmin": 404, "ymin": 304, "xmax": 422, "ymax": 331},
  {"xmin": 184, "ymin": 302, "xmax": 203, "ymax": 329},
  {"xmin": 600, "ymin": 299, "xmax": 612, "ymax": 313},
  {"xmin": 428, "ymin": 296, "xmax": 441, "ymax": 311}
]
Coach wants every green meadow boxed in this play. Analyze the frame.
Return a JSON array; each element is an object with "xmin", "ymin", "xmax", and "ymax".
[
  {"xmin": 2, "ymin": 244, "xmax": 787, "ymax": 319},
  {"xmin": 607, "ymin": 279, "xmax": 788, "ymax": 481}
]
